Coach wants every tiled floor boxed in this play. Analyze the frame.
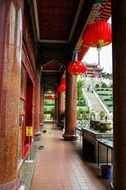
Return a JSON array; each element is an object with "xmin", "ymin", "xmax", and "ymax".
[{"xmin": 30, "ymin": 124, "xmax": 111, "ymax": 190}]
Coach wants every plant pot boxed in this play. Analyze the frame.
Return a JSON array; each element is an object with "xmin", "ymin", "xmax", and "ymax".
[{"xmin": 99, "ymin": 121, "xmax": 112, "ymax": 132}]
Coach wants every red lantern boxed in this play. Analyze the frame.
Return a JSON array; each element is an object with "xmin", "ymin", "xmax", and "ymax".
[
  {"xmin": 46, "ymin": 95, "xmax": 53, "ymax": 100},
  {"xmin": 68, "ymin": 61, "xmax": 86, "ymax": 75},
  {"xmin": 61, "ymin": 77, "xmax": 66, "ymax": 85},
  {"xmin": 54, "ymin": 91, "xmax": 58, "ymax": 98},
  {"xmin": 58, "ymin": 84, "xmax": 66, "ymax": 93},
  {"xmin": 82, "ymin": 21, "xmax": 112, "ymax": 48}
]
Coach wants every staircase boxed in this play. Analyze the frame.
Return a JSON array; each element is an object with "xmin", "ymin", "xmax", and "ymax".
[
  {"xmin": 84, "ymin": 90, "xmax": 104, "ymax": 112},
  {"xmin": 83, "ymin": 88, "xmax": 111, "ymax": 118}
]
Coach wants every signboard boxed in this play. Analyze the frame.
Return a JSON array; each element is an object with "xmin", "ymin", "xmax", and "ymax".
[{"xmin": 26, "ymin": 126, "xmax": 33, "ymax": 136}]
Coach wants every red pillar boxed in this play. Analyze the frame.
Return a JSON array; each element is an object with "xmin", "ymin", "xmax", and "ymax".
[
  {"xmin": 63, "ymin": 72, "xmax": 77, "ymax": 140},
  {"xmin": 55, "ymin": 97, "xmax": 58, "ymax": 123},
  {"xmin": 40, "ymin": 74, "xmax": 44, "ymax": 124},
  {"xmin": 34, "ymin": 67, "xmax": 41, "ymax": 134},
  {"xmin": 0, "ymin": 0, "xmax": 24, "ymax": 189},
  {"xmin": 112, "ymin": 1, "xmax": 126, "ymax": 189},
  {"xmin": 58, "ymin": 92, "xmax": 65, "ymax": 127}
]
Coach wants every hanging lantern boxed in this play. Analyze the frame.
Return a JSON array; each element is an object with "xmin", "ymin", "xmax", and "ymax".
[
  {"xmin": 46, "ymin": 95, "xmax": 53, "ymax": 100},
  {"xmin": 82, "ymin": 21, "xmax": 112, "ymax": 48},
  {"xmin": 58, "ymin": 84, "xmax": 66, "ymax": 93},
  {"xmin": 68, "ymin": 50, "xmax": 86, "ymax": 75},
  {"xmin": 82, "ymin": 21, "xmax": 112, "ymax": 66},
  {"xmin": 54, "ymin": 91, "xmax": 58, "ymax": 98},
  {"xmin": 68, "ymin": 60, "xmax": 86, "ymax": 75},
  {"xmin": 61, "ymin": 77, "xmax": 66, "ymax": 85},
  {"xmin": 57, "ymin": 77, "xmax": 66, "ymax": 93}
]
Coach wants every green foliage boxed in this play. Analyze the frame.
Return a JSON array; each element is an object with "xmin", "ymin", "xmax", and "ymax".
[
  {"xmin": 95, "ymin": 84, "xmax": 113, "ymax": 112},
  {"xmin": 101, "ymin": 82, "xmax": 107, "ymax": 88},
  {"xmin": 50, "ymin": 108, "xmax": 55, "ymax": 118},
  {"xmin": 95, "ymin": 82, "xmax": 112, "ymax": 90},
  {"xmin": 77, "ymin": 79, "xmax": 84, "ymax": 99},
  {"xmin": 77, "ymin": 106, "xmax": 89, "ymax": 119},
  {"xmin": 44, "ymin": 107, "xmax": 55, "ymax": 119},
  {"xmin": 103, "ymin": 97, "xmax": 112, "ymax": 101},
  {"xmin": 44, "ymin": 100, "xmax": 55, "ymax": 106},
  {"xmin": 95, "ymin": 83, "xmax": 99, "ymax": 88},
  {"xmin": 82, "ymin": 112, "xmax": 88, "ymax": 120},
  {"xmin": 102, "ymin": 72, "xmax": 112, "ymax": 79},
  {"xmin": 77, "ymin": 99, "xmax": 86, "ymax": 106},
  {"xmin": 89, "ymin": 111, "xmax": 96, "ymax": 120},
  {"xmin": 99, "ymin": 111, "xmax": 106, "ymax": 120}
]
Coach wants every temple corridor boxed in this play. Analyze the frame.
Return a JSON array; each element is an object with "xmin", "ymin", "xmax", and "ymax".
[
  {"xmin": 1, "ymin": 1, "xmax": 126, "ymax": 189},
  {"xmin": 29, "ymin": 124, "xmax": 110, "ymax": 190}
]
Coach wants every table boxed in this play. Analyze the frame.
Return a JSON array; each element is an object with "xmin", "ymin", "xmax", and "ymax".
[
  {"xmin": 82, "ymin": 128, "xmax": 113, "ymax": 162},
  {"xmin": 96, "ymin": 138, "xmax": 113, "ymax": 166}
]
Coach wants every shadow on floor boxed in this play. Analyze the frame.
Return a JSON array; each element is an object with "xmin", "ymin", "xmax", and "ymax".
[{"xmin": 72, "ymin": 139, "xmax": 112, "ymax": 188}]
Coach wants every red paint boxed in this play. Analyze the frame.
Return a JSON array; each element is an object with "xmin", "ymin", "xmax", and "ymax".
[
  {"xmin": 61, "ymin": 77, "xmax": 66, "ymax": 85},
  {"xmin": 22, "ymin": 43, "xmax": 35, "ymax": 86},
  {"xmin": 78, "ymin": 43, "xmax": 88, "ymax": 61},
  {"xmin": 68, "ymin": 61, "xmax": 86, "ymax": 75},
  {"xmin": 82, "ymin": 21, "xmax": 112, "ymax": 48},
  {"xmin": 45, "ymin": 95, "xmax": 54, "ymax": 100},
  {"xmin": 58, "ymin": 84, "xmax": 66, "ymax": 93},
  {"xmin": 54, "ymin": 91, "xmax": 58, "ymax": 98},
  {"xmin": 25, "ymin": 75, "xmax": 33, "ymax": 144},
  {"xmin": 21, "ymin": 43, "xmax": 36, "ymax": 158}
]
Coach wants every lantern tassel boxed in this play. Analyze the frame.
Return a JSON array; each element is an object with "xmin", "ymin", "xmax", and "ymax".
[{"xmin": 97, "ymin": 47, "xmax": 101, "ymax": 66}]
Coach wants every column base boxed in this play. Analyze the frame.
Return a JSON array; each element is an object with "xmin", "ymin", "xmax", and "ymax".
[
  {"xmin": 34, "ymin": 131, "xmax": 41, "ymax": 141},
  {"xmin": 0, "ymin": 177, "xmax": 25, "ymax": 190},
  {"xmin": 63, "ymin": 133, "xmax": 79, "ymax": 141},
  {"xmin": 57, "ymin": 123, "xmax": 64, "ymax": 129}
]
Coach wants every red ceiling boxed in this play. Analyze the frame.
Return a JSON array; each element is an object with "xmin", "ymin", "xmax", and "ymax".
[
  {"xmin": 43, "ymin": 60, "xmax": 62, "ymax": 71},
  {"xmin": 36, "ymin": 0, "xmax": 80, "ymax": 41}
]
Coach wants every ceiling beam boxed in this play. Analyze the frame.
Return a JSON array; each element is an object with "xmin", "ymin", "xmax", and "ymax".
[{"xmin": 70, "ymin": 0, "xmax": 95, "ymax": 53}]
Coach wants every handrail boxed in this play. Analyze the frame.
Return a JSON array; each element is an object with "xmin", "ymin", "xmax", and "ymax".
[
  {"xmin": 83, "ymin": 89, "xmax": 93, "ymax": 111},
  {"xmin": 93, "ymin": 89, "xmax": 112, "ymax": 119},
  {"xmin": 83, "ymin": 88, "xmax": 112, "ymax": 120}
]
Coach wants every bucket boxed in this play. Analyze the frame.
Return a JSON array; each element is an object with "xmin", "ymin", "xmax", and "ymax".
[{"xmin": 101, "ymin": 165, "xmax": 112, "ymax": 179}]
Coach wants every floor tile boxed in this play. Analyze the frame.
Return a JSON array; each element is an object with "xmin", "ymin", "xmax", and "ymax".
[{"xmin": 29, "ymin": 124, "xmax": 111, "ymax": 190}]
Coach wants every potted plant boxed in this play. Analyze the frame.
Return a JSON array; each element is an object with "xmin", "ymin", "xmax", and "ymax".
[{"xmin": 99, "ymin": 111, "xmax": 106, "ymax": 120}]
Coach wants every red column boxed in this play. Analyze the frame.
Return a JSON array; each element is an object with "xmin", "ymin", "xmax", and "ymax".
[
  {"xmin": 34, "ymin": 67, "xmax": 41, "ymax": 134},
  {"xmin": 112, "ymin": 1, "xmax": 126, "ymax": 189},
  {"xmin": 55, "ymin": 97, "xmax": 58, "ymax": 123},
  {"xmin": 58, "ymin": 92, "xmax": 65, "ymax": 127},
  {"xmin": 63, "ymin": 72, "xmax": 77, "ymax": 140},
  {"xmin": 40, "ymin": 74, "xmax": 44, "ymax": 124},
  {"xmin": 0, "ymin": 0, "xmax": 24, "ymax": 189}
]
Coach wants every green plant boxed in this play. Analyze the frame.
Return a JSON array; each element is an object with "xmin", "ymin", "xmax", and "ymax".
[
  {"xmin": 77, "ymin": 99, "xmax": 86, "ymax": 106},
  {"xmin": 99, "ymin": 111, "xmax": 106, "ymax": 120},
  {"xmin": 77, "ymin": 106, "xmax": 89, "ymax": 119},
  {"xmin": 82, "ymin": 111, "xmax": 88, "ymax": 120},
  {"xmin": 95, "ymin": 83, "xmax": 99, "ymax": 88},
  {"xmin": 77, "ymin": 79, "xmax": 84, "ymax": 99},
  {"xmin": 90, "ymin": 111, "xmax": 96, "ymax": 120},
  {"xmin": 101, "ymin": 82, "xmax": 107, "ymax": 88},
  {"xmin": 50, "ymin": 108, "xmax": 55, "ymax": 119}
]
